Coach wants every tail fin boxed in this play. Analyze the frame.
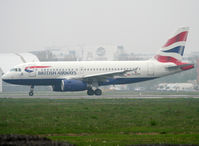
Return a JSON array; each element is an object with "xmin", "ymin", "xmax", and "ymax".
[{"xmin": 154, "ymin": 27, "xmax": 189, "ymax": 63}]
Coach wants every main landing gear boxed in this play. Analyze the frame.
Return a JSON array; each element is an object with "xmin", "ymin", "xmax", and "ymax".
[
  {"xmin": 29, "ymin": 85, "xmax": 34, "ymax": 96},
  {"xmin": 87, "ymin": 88, "xmax": 102, "ymax": 96}
]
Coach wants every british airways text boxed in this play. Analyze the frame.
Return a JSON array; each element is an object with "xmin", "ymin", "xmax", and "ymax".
[{"xmin": 38, "ymin": 71, "xmax": 77, "ymax": 76}]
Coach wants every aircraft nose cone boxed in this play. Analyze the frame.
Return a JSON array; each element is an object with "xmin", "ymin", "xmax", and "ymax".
[
  {"xmin": 2, "ymin": 73, "xmax": 10, "ymax": 81},
  {"xmin": 2, "ymin": 74, "xmax": 7, "ymax": 81},
  {"xmin": 2, "ymin": 73, "xmax": 13, "ymax": 84}
]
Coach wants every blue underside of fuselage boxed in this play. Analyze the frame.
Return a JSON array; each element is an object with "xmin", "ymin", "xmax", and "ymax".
[{"xmin": 3, "ymin": 77, "xmax": 157, "ymax": 87}]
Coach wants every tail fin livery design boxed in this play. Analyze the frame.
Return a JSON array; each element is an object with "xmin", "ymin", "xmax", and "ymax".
[{"xmin": 155, "ymin": 27, "xmax": 189, "ymax": 64}]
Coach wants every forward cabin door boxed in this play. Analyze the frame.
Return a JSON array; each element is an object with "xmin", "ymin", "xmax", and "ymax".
[
  {"xmin": 29, "ymin": 68, "xmax": 36, "ymax": 77},
  {"xmin": 25, "ymin": 64, "xmax": 36, "ymax": 77}
]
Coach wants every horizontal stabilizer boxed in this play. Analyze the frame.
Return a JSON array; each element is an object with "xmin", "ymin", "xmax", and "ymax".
[{"xmin": 167, "ymin": 63, "xmax": 194, "ymax": 71}]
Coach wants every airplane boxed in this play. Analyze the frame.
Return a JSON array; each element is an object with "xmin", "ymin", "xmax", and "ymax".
[{"xmin": 2, "ymin": 27, "xmax": 194, "ymax": 96}]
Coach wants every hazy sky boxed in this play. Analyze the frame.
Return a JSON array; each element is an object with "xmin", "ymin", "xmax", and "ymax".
[{"xmin": 0, "ymin": 0, "xmax": 198, "ymax": 54}]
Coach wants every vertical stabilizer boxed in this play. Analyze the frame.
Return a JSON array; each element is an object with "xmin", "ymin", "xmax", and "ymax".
[{"xmin": 154, "ymin": 27, "xmax": 189, "ymax": 63}]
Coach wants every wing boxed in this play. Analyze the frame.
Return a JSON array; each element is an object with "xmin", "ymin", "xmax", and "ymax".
[
  {"xmin": 76, "ymin": 68, "xmax": 139, "ymax": 83},
  {"xmin": 59, "ymin": 67, "xmax": 139, "ymax": 83}
]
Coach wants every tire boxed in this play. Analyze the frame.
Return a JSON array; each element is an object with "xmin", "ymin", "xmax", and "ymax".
[
  {"xmin": 29, "ymin": 92, "xmax": 34, "ymax": 96},
  {"xmin": 94, "ymin": 89, "xmax": 102, "ymax": 96},
  {"xmin": 87, "ymin": 89, "xmax": 94, "ymax": 96}
]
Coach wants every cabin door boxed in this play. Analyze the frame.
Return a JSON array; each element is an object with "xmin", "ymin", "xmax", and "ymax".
[
  {"xmin": 147, "ymin": 62, "xmax": 154, "ymax": 76},
  {"xmin": 25, "ymin": 65, "xmax": 36, "ymax": 77}
]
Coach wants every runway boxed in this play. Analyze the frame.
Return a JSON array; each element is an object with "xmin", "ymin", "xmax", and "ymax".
[{"xmin": 0, "ymin": 92, "xmax": 199, "ymax": 99}]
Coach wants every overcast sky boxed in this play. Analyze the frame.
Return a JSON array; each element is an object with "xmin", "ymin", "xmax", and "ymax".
[{"xmin": 0, "ymin": 0, "xmax": 198, "ymax": 54}]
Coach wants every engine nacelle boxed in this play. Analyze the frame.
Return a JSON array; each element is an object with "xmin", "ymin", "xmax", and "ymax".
[{"xmin": 52, "ymin": 79, "xmax": 87, "ymax": 92}]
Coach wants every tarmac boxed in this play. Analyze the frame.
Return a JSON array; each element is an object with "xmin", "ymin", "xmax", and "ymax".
[{"xmin": 0, "ymin": 92, "xmax": 199, "ymax": 99}]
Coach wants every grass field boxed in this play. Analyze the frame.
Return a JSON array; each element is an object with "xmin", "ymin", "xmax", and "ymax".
[{"xmin": 0, "ymin": 98, "xmax": 199, "ymax": 145}]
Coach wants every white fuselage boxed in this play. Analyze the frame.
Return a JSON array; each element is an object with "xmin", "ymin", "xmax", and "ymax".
[{"xmin": 2, "ymin": 60, "xmax": 179, "ymax": 86}]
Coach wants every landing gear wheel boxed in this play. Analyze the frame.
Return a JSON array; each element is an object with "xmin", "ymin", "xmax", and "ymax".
[
  {"xmin": 87, "ymin": 89, "xmax": 95, "ymax": 96},
  {"xmin": 29, "ymin": 92, "xmax": 34, "ymax": 96},
  {"xmin": 94, "ymin": 89, "xmax": 102, "ymax": 96},
  {"xmin": 29, "ymin": 85, "xmax": 34, "ymax": 96}
]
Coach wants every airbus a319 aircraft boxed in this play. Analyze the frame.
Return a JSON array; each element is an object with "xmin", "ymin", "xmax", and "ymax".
[{"xmin": 2, "ymin": 27, "xmax": 194, "ymax": 96}]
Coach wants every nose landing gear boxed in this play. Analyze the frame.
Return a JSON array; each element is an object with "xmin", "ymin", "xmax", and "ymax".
[{"xmin": 29, "ymin": 85, "xmax": 34, "ymax": 96}]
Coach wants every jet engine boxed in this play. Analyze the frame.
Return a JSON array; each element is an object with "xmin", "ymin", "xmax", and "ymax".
[{"xmin": 52, "ymin": 79, "xmax": 87, "ymax": 92}]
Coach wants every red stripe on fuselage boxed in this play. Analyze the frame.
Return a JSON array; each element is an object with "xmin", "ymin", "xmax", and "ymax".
[
  {"xmin": 163, "ymin": 31, "xmax": 188, "ymax": 47},
  {"xmin": 154, "ymin": 55, "xmax": 182, "ymax": 65},
  {"xmin": 25, "ymin": 66, "xmax": 51, "ymax": 69}
]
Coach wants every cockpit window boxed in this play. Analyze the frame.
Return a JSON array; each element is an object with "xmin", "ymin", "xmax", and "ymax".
[
  {"xmin": 10, "ymin": 68, "xmax": 21, "ymax": 72},
  {"xmin": 10, "ymin": 68, "xmax": 17, "ymax": 72}
]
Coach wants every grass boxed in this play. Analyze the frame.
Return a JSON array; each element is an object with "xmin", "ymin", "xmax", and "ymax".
[{"xmin": 0, "ymin": 98, "xmax": 199, "ymax": 145}]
